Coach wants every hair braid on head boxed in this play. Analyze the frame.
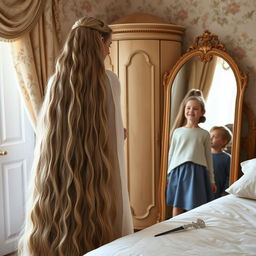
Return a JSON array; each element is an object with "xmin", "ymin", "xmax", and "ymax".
[
  {"xmin": 186, "ymin": 88, "xmax": 202, "ymax": 97},
  {"xmin": 72, "ymin": 16, "xmax": 112, "ymax": 42},
  {"xmin": 18, "ymin": 17, "xmax": 115, "ymax": 256}
]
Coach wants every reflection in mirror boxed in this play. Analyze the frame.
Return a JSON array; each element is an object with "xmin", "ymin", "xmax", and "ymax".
[
  {"xmin": 200, "ymin": 57, "xmax": 236, "ymax": 131},
  {"xmin": 171, "ymin": 56, "xmax": 237, "ymax": 131},
  {"xmin": 159, "ymin": 30, "xmax": 247, "ymax": 221}
]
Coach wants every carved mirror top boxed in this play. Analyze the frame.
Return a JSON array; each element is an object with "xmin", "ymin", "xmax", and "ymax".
[
  {"xmin": 163, "ymin": 30, "xmax": 247, "ymax": 89},
  {"xmin": 187, "ymin": 30, "xmax": 226, "ymax": 57}
]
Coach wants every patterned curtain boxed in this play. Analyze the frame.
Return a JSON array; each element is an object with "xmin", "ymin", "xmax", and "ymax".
[
  {"xmin": 188, "ymin": 56, "xmax": 218, "ymax": 99},
  {"xmin": 0, "ymin": 0, "xmax": 60, "ymax": 129}
]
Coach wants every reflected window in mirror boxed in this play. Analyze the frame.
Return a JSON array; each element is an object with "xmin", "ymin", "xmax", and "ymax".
[{"xmin": 200, "ymin": 57, "xmax": 237, "ymax": 132}]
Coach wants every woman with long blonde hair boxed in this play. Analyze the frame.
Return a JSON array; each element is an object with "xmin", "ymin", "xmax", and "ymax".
[{"xmin": 18, "ymin": 16, "xmax": 133, "ymax": 256}]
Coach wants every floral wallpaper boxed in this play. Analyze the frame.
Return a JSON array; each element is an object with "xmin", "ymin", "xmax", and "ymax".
[{"xmin": 56, "ymin": 0, "xmax": 256, "ymax": 114}]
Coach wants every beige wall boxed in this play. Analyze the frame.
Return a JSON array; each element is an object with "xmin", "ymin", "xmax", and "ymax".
[{"xmin": 57, "ymin": 0, "xmax": 256, "ymax": 114}]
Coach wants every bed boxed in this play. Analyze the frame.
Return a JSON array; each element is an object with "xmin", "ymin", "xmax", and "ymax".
[{"xmin": 85, "ymin": 158, "xmax": 256, "ymax": 256}]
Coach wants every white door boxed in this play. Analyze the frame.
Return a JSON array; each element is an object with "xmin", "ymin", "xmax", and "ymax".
[{"xmin": 0, "ymin": 43, "xmax": 35, "ymax": 255}]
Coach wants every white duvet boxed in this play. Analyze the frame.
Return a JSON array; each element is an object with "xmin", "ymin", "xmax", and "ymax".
[{"xmin": 85, "ymin": 195, "xmax": 256, "ymax": 256}]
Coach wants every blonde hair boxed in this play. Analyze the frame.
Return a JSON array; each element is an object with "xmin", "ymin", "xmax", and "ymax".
[
  {"xmin": 210, "ymin": 126, "xmax": 233, "ymax": 146},
  {"xmin": 170, "ymin": 89, "xmax": 206, "ymax": 140},
  {"xmin": 18, "ymin": 17, "xmax": 115, "ymax": 256}
]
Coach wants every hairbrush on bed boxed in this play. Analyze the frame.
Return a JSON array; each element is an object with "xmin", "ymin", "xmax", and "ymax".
[{"xmin": 154, "ymin": 219, "xmax": 205, "ymax": 237}]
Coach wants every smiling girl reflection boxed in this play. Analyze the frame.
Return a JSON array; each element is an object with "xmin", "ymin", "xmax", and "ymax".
[{"xmin": 166, "ymin": 89, "xmax": 216, "ymax": 217}]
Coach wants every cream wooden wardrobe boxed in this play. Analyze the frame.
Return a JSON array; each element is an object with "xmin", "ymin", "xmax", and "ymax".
[{"xmin": 105, "ymin": 13, "xmax": 185, "ymax": 229}]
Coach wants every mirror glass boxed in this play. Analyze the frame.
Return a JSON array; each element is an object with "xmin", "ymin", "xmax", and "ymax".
[
  {"xmin": 159, "ymin": 30, "xmax": 247, "ymax": 221},
  {"xmin": 170, "ymin": 56, "xmax": 236, "ymax": 138}
]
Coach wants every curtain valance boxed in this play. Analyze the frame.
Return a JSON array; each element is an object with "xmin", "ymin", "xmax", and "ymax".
[{"xmin": 0, "ymin": 0, "xmax": 45, "ymax": 41}]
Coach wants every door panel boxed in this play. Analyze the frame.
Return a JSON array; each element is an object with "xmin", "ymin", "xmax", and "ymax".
[
  {"xmin": 119, "ymin": 40, "xmax": 160, "ymax": 229},
  {"xmin": 0, "ymin": 43, "xmax": 34, "ymax": 256}
]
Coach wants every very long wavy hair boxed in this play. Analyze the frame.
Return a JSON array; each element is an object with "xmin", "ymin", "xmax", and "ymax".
[{"xmin": 19, "ymin": 17, "xmax": 115, "ymax": 256}]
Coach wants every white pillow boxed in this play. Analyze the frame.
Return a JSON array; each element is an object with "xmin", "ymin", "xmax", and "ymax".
[
  {"xmin": 226, "ymin": 166, "xmax": 256, "ymax": 200},
  {"xmin": 240, "ymin": 158, "xmax": 256, "ymax": 174}
]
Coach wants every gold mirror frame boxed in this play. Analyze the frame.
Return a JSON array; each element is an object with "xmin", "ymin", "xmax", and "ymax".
[{"xmin": 158, "ymin": 30, "xmax": 248, "ymax": 221}]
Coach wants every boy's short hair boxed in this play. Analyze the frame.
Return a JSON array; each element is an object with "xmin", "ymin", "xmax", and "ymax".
[{"xmin": 210, "ymin": 126, "xmax": 233, "ymax": 145}]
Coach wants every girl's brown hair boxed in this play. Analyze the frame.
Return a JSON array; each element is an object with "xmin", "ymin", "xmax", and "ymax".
[{"xmin": 170, "ymin": 89, "xmax": 206, "ymax": 140}]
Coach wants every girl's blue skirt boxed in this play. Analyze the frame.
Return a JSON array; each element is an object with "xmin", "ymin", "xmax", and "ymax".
[{"xmin": 166, "ymin": 162, "xmax": 214, "ymax": 210}]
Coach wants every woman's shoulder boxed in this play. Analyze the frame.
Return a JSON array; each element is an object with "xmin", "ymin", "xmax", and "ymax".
[
  {"xmin": 106, "ymin": 69, "xmax": 118, "ymax": 81},
  {"xmin": 106, "ymin": 70, "xmax": 121, "ymax": 95}
]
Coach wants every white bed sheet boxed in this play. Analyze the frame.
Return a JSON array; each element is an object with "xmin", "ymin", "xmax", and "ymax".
[{"xmin": 85, "ymin": 195, "xmax": 256, "ymax": 256}]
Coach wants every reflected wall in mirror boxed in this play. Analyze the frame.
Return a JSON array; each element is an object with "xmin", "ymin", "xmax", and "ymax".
[{"xmin": 159, "ymin": 30, "xmax": 247, "ymax": 221}]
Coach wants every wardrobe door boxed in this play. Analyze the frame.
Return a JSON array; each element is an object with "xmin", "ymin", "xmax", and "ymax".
[
  {"xmin": 105, "ymin": 13, "xmax": 185, "ymax": 229},
  {"xmin": 119, "ymin": 40, "xmax": 160, "ymax": 229}
]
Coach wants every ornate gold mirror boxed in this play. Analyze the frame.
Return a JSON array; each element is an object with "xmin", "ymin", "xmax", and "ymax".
[{"xmin": 159, "ymin": 30, "xmax": 247, "ymax": 221}]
